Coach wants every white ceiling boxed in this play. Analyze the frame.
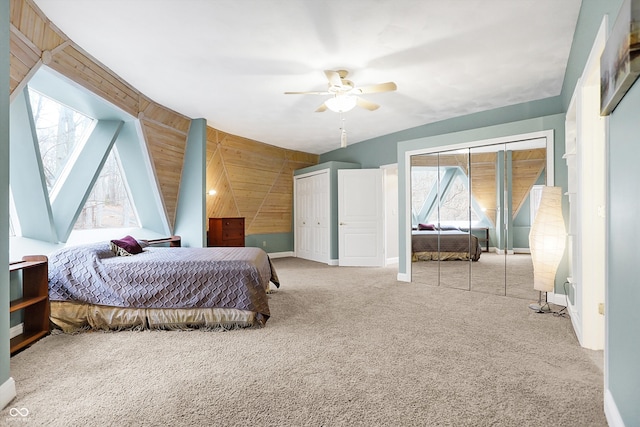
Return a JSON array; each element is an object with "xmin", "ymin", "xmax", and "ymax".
[{"xmin": 33, "ymin": 0, "xmax": 581, "ymax": 155}]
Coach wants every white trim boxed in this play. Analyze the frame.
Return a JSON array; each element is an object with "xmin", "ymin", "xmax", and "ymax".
[
  {"xmin": 604, "ymin": 389, "xmax": 626, "ymax": 427},
  {"xmin": 9, "ymin": 324, "xmax": 23, "ymax": 340},
  {"xmin": 328, "ymin": 259, "xmax": 338, "ymax": 266},
  {"xmin": 512, "ymin": 248, "xmax": 531, "ymax": 254},
  {"xmin": 397, "ymin": 272, "xmax": 410, "ymax": 282},
  {"xmin": 404, "ymin": 129, "xmax": 555, "ymax": 282},
  {"xmin": 267, "ymin": 251, "xmax": 294, "ymax": 259},
  {"xmin": 385, "ymin": 257, "xmax": 399, "ymax": 266},
  {"xmin": 547, "ymin": 291, "xmax": 568, "ymax": 308},
  {"xmin": 0, "ymin": 377, "xmax": 16, "ymax": 411}
]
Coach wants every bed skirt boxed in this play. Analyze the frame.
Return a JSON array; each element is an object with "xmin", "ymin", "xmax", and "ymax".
[
  {"xmin": 50, "ymin": 301, "xmax": 260, "ymax": 333},
  {"xmin": 412, "ymin": 251, "xmax": 478, "ymax": 262}
]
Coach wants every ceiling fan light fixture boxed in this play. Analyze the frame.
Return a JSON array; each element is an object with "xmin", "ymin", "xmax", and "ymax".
[{"xmin": 325, "ymin": 94, "xmax": 357, "ymax": 113}]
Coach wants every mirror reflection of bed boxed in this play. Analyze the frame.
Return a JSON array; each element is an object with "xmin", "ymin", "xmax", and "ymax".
[{"xmin": 410, "ymin": 138, "xmax": 547, "ymax": 301}]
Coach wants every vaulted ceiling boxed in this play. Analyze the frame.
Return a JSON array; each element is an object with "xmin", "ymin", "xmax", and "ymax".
[{"xmin": 33, "ymin": 0, "xmax": 581, "ymax": 155}]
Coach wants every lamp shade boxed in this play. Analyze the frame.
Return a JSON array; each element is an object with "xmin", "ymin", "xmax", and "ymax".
[
  {"xmin": 325, "ymin": 94, "xmax": 357, "ymax": 112},
  {"xmin": 529, "ymin": 186, "xmax": 566, "ymax": 292}
]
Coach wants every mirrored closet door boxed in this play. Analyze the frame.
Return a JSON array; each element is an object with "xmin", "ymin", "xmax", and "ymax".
[{"xmin": 410, "ymin": 138, "xmax": 546, "ymax": 301}]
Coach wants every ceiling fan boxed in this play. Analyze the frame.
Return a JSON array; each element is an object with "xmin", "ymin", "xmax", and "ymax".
[{"xmin": 285, "ymin": 70, "xmax": 397, "ymax": 113}]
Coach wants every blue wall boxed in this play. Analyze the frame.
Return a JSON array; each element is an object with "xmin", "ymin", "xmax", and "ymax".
[{"xmin": 607, "ymin": 67, "xmax": 640, "ymax": 425}]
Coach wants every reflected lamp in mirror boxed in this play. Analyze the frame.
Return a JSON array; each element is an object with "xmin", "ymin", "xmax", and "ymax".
[{"xmin": 528, "ymin": 186, "xmax": 566, "ymax": 311}]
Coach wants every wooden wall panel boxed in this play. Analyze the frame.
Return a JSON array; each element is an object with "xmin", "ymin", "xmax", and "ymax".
[
  {"xmin": 140, "ymin": 95, "xmax": 191, "ymax": 133},
  {"xmin": 140, "ymin": 119, "xmax": 188, "ymax": 227},
  {"xmin": 206, "ymin": 131, "xmax": 318, "ymax": 235},
  {"xmin": 511, "ymin": 148, "xmax": 546, "ymax": 216},
  {"xmin": 48, "ymin": 45, "xmax": 139, "ymax": 116}
]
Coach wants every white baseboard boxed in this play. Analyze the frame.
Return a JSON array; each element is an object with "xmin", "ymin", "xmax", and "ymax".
[
  {"xmin": 0, "ymin": 377, "xmax": 16, "ymax": 411},
  {"xmin": 385, "ymin": 257, "xmax": 399, "ymax": 266},
  {"xmin": 513, "ymin": 248, "xmax": 531, "ymax": 254},
  {"xmin": 547, "ymin": 291, "xmax": 568, "ymax": 307},
  {"xmin": 604, "ymin": 389, "xmax": 626, "ymax": 427},
  {"xmin": 328, "ymin": 259, "xmax": 338, "ymax": 266},
  {"xmin": 397, "ymin": 272, "xmax": 410, "ymax": 282},
  {"xmin": 267, "ymin": 251, "xmax": 294, "ymax": 259},
  {"xmin": 9, "ymin": 324, "xmax": 23, "ymax": 340}
]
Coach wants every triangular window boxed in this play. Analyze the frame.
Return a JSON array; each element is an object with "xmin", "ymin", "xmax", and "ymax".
[
  {"xmin": 74, "ymin": 148, "xmax": 140, "ymax": 230},
  {"xmin": 428, "ymin": 173, "xmax": 481, "ymax": 224},
  {"xmin": 28, "ymin": 88, "xmax": 94, "ymax": 194},
  {"xmin": 411, "ymin": 168, "xmax": 441, "ymax": 218}
]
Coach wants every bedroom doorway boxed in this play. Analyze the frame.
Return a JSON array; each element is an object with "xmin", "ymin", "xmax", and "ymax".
[{"xmin": 409, "ymin": 132, "xmax": 552, "ymax": 299}]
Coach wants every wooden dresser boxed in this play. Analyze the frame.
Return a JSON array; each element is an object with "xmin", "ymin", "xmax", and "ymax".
[{"xmin": 208, "ymin": 217, "xmax": 245, "ymax": 247}]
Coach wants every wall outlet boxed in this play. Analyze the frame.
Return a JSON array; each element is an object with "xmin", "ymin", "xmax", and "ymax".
[{"xmin": 262, "ymin": 241, "xmax": 267, "ymax": 247}]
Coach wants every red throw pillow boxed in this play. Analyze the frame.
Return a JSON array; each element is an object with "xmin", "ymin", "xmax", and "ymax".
[
  {"xmin": 418, "ymin": 223, "xmax": 436, "ymax": 231},
  {"xmin": 110, "ymin": 235, "xmax": 143, "ymax": 256}
]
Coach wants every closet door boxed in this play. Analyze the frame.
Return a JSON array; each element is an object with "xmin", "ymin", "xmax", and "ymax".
[
  {"xmin": 505, "ymin": 145, "xmax": 543, "ymax": 300},
  {"xmin": 410, "ymin": 153, "xmax": 440, "ymax": 285},
  {"xmin": 294, "ymin": 171, "xmax": 330, "ymax": 264},
  {"xmin": 437, "ymin": 149, "xmax": 471, "ymax": 291},
  {"xmin": 469, "ymin": 144, "xmax": 506, "ymax": 295}
]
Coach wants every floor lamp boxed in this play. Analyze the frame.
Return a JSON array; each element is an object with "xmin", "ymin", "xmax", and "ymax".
[{"xmin": 529, "ymin": 186, "xmax": 566, "ymax": 313}]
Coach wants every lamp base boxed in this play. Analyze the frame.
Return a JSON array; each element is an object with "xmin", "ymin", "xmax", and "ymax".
[
  {"xmin": 528, "ymin": 302, "xmax": 552, "ymax": 313},
  {"xmin": 528, "ymin": 290, "xmax": 551, "ymax": 313}
]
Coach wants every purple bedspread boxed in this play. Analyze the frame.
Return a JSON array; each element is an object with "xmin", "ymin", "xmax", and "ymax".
[{"xmin": 48, "ymin": 242, "xmax": 279, "ymax": 322}]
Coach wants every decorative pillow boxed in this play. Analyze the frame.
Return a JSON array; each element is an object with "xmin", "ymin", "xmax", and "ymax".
[
  {"xmin": 418, "ymin": 223, "xmax": 436, "ymax": 230},
  {"xmin": 110, "ymin": 235, "xmax": 143, "ymax": 256}
]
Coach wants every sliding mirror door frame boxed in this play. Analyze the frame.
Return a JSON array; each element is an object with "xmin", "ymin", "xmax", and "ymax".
[{"xmin": 405, "ymin": 130, "xmax": 555, "ymax": 291}]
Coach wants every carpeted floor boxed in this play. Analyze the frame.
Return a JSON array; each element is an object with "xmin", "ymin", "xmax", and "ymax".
[
  {"xmin": 412, "ymin": 252, "xmax": 539, "ymax": 300},
  {"xmin": 2, "ymin": 257, "xmax": 606, "ymax": 426}
]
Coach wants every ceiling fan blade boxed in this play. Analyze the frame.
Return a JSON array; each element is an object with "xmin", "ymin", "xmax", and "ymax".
[
  {"xmin": 284, "ymin": 91, "xmax": 330, "ymax": 95},
  {"xmin": 315, "ymin": 103, "xmax": 328, "ymax": 112},
  {"xmin": 356, "ymin": 97, "xmax": 380, "ymax": 111},
  {"xmin": 324, "ymin": 70, "xmax": 343, "ymax": 88},
  {"xmin": 353, "ymin": 81, "xmax": 397, "ymax": 95}
]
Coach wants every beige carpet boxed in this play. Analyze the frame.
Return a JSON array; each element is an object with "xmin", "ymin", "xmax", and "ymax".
[{"xmin": 3, "ymin": 257, "xmax": 605, "ymax": 426}]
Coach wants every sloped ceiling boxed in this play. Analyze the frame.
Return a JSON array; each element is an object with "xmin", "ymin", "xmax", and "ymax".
[{"xmin": 33, "ymin": 0, "xmax": 581, "ymax": 155}]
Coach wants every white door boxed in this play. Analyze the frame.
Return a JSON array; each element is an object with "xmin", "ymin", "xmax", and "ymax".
[
  {"xmin": 294, "ymin": 171, "xmax": 329, "ymax": 263},
  {"xmin": 338, "ymin": 169, "xmax": 383, "ymax": 266}
]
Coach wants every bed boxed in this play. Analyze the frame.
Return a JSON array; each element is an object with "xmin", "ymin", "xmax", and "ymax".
[
  {"xmin": 47, "ymin": 238, "xmax": 280, "ymax": 332},
  {"xmin": 411, "ymin": 230, "xmax": 482, "ymax": 262}
]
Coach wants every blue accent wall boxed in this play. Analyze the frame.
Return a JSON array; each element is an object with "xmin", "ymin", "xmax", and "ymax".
[
  {"xmin": 174, "ymin": 119, "xmax": 207, "ymax": 247},
  {"xmin": 608, "ymin": 67, "xmax": 640, "ymax": 425}
]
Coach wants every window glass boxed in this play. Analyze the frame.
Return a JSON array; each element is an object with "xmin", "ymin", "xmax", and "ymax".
[
  {"xmin": 74, "ymin": 148, "xmax": 139, "ymax": 230},
  {"xmin": 411, "ymin": 168, "xmax": 441, "ymax": 220},
  {"xmin": 28, "ymin": 88, "xmax": 94, "ymax": 193},
  {"xmin": 427, "ymin": 171, "xmax": 480, "ymax": 224}
]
